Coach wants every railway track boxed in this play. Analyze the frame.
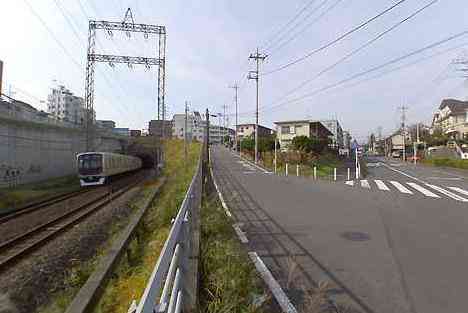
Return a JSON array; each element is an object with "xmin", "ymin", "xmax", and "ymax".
[
  {"xmin": 0, "ymin": 172, "xmax": 146, "ymax": 272},
  {"xmin": 0, "ymin": 189, "xmax": 88, "ymax": 225}
]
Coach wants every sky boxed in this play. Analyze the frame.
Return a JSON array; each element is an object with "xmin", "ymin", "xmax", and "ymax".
[{"xmin": 1, "ymin": 0, "xmax": 468, "ymax": 142}]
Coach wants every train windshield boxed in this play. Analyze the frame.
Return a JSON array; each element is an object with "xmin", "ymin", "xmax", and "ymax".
[{"xmin": 78, "ymin": 154, "xmax": 102, "ymax": 174}]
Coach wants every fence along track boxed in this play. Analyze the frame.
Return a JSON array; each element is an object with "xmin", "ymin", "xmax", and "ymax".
[
  {"xmin": 129, "ymin": 146, "xmax": 206, "ymax": 313},
  {"xmin": 0, "ymin": 172, "xmax": 146, "ymax": 272}
]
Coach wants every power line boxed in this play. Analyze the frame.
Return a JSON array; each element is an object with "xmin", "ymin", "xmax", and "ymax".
[
  {"xmin": 22, "ymin": 0, "xmax": 82, "ymax": 69},
  {"xmin": 262, "ymin": 0, "xmax": 409, "ymax": 76},
  {"xmin": 265, "ymin": 0, "xmax": 330, "ymax": 54},
  {"xmin": 234, "ymin": 30, "xmax": 468, "ymax": 117},
  {"xmin": 268, "ymin": 0, "xmax": 343, "ymax": 57},
  {"xmin": 263, "ymin": 0, "xmax": 439, "ymax": 108},
  {"xmin": 261, "ymin": 0, "xmax": 319, "ymax": 52}
]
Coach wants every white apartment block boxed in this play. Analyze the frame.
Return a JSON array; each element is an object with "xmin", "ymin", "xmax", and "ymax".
[
  {"xmin": 172, "ymin": 111, "xmax": 234, "ymax": 144},
  {"xmin": 47, "ymin": 85, "xmax": 86, "ymax": 125}
]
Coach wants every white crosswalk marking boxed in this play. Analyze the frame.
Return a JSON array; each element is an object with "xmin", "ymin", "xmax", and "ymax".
[
  {"xmin": 360, "ymin": 180, "xmax": 370, "ymax": 188},
  {"xmin": 389, "ymin": 181, "xmax": 413, "ymax": 194},
  {"xmin": 407, "ymin": 182, "xmax": 440, "ymax": 198},
  {"xmin": 448, "ymin": 187, "xmax": 468, "ymax": 196},
  {"xmin": 426, "ymin": 184, "xmax": 468, "ymax": 202},
  {"xmin": 374, "ymin": 180, "xmax": 390, "ymax": 191}
]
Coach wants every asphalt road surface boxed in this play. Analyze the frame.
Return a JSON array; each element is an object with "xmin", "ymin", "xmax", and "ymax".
[{"xmin": 211, "ymin": 146, "xmax": 468, "ymax": 313}]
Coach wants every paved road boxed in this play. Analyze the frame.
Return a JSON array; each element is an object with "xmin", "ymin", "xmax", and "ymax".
[{"xmin": 211, "ymin": 146, "xmax": 468, "ymax": 313}]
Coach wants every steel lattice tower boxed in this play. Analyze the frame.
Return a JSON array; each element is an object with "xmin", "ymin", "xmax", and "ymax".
[{"xmin": 85, "ymin": 8, "xmax": 166, "ymax": 150}]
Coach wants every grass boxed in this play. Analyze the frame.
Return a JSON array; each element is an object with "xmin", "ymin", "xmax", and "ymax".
[
  {"xmin": 93, "ymin": 139, "xmax": 201, "ymax": 313},
  {"xmin": 0, "ymin": 175, "xmax": 80, "ymax": 214},
  {"xmin": 243, "ymin": 150, "xmax": 346, "ymax": 179},
  {"xmin": 422, "ymin": 157, "xmax": 468, "ymax": 170},
  {"xmin": 38, "ymin": 139, "xmax": 200, "ymax": 313},
  {"xmin": 199, "ymin": 190, "xmax": 269, "ymax": 313}
]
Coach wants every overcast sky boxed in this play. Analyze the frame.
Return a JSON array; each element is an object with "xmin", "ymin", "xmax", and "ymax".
[{"xmin": 1, "ymin": 0, "xmax": 468, "ymax": 141}]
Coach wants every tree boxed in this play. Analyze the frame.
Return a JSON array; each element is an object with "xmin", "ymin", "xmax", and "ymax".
[{"xmin": 292, "ymin": 135, "xmax": 312, "ymax": 153}]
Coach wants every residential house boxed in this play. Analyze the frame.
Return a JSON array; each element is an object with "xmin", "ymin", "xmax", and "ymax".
[
  {"xmin": 432, "ymin": 98, "xmax": 468, "ymax": 140},
  {"xmin": 274, "ymin": 120, "xmax": 333, "ymax": 151},
  {"xmin": 237, "ymin": 124, "xmax": 274, "ymax": 140},
  {"xmin": 319, "ymin": 119, "xmax": 344, "ymax": 149}
]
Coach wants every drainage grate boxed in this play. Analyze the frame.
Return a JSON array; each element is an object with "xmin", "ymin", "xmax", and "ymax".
[{"xmin": 340, "ymin": 231, "xmax": 371, "ymax": 242}]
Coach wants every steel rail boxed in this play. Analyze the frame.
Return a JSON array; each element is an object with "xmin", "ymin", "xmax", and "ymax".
[{"xmin": 0, "ymin": 173, "xmax": 146, "ymax": 272}]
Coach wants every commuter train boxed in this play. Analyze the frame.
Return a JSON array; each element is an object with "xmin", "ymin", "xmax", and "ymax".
[{"xmin": 77, "ymin": 152, "xmax": 142, "ymax": 186}]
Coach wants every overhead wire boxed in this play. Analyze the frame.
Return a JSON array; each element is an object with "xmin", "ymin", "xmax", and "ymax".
[
  {"xmin": 261, "ymin": 0, "xmax": 409, "ymax": 76},
  {"xmin": 232, "ymin": 30, "xmax": 468, "ymax": 117},
  {"xmin": 261, "ymin": 0, "xmax": 439, "ymax": 109},
  {"xmin": 268, "ymin": 0, "xmax": 343, "ymax": 57},
  {"xmin": 260, "ymin": 0, "xmax": 319, "ymax": 52},
  {"xmin": 261, "ymin": 30, "xmax": 468, "ymax": 114},
  {"xmin": 265, "ymin": 0, "xmax": 330, "ymax": 54}
]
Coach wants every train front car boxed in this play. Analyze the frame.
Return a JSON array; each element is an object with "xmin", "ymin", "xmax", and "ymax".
[
  {"xmin": 77, "ymin": 152, "xmax": 105, "ymax": 186},
  {"xmin": 77, "ymin": 152, "xmax": 142, "ymax": 187}
]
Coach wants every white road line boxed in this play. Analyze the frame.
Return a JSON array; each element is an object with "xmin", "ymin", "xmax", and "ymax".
[
  {"xmin": 448, "ymin": 186, "xmax": 468, "ymax": 196},
  {"xmin": 345, "ymin": 180, "xmax": 354, "ymax": 186},
  {"xmin": 389, "ymin": 181, "xmax": 413, "ymax": 194},
  {"xmin": 374, "ymin": 180, "xmax": 390, "ymax": 191},
  {"xmin": 248, "ymin": 252, "xmax": 298, "ymax": 313},
  {"xmin": 407, "ymin": 182, "xmax": 440, "ymax": 198},
  {"xmin": 380, "ymin": 163, "xmax": 426, "ymax": 184},
  {"xmin": 360, "ymin": 180, "xmax": 371, "ymax": 188},
  {"xmin": 210, "ymin": 167, "xmax": 233, "ymax": 217},
  {"xmin": 233, "ymin": 224, "xmax": 249, "ymax": 243},
  {"xmin": 426, "ymin": 184, "xmax": 468, "ymax": 202}
]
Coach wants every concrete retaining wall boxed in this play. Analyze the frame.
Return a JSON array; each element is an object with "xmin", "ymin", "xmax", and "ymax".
[{"xmin": 0, "ymin": 117, "xmax": 126, "ymax": 187}]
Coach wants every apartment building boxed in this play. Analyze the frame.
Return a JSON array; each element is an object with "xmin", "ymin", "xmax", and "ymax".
[
  {"xmin": 237, "ymin": 123, "xmax": 274, "ymax": 139},
  {"xmin": 274, "ymin": 120, "xmax": 332, "ymax": 151},
  {"xmin": 319, "ymin": 119, "xmax": 344, "ymax": 149},
  {"xmin": 432, "ymin": 98, "xmax": 468, "ymax": 140},
  {"xmin": 47, "ymin": 85, "xmax": 87, "ymax": 124}
]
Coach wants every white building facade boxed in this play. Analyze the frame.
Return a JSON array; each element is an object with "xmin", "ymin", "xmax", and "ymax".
[
  {"xmin": 319, "ymin": 119, "xmax": 344, "ymax": 149},
  {"xmin": 172, "ymin": 111, "xmax": 233, "ymax": 144},
  {"xmin": 47, "ymin": 85, "xmax": 86, "ymax": 125}
]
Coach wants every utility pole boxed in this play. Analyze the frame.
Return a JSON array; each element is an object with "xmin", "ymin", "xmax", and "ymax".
[
  {"xmin": 184, "ymin": 101, "xmax": 188, "ymax": 170},
  {"xmin": 222, "ymin": 103, "xmax": 227, "ymax": 145},
  {"xmin": 217, "ymin": 113, "xmax": 222, "ymax": 145},
  {"xmin": 399, "ymin": 105, "xmax": 408, "ymax": 162},
  {"xmin": 206, "ymin": 109, "xmax": 210, "ymax": 162},
  {"xmin": 248, "ymin": 48, "xmax": 267, "ymax": 164},
  {"xmin": 229, "ymin": 83, "xmax": 239, "ymax": 152}
]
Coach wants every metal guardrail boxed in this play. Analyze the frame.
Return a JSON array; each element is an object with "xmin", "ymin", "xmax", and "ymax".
[{"xmin": 129, "ymin": 153, "xmax": 204, "ymax": 313}]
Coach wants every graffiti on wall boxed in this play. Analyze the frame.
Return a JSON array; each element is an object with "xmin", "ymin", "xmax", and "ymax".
[{"xmin": 0, "ymin": 164, "xmax": 23, "ymax": 186}]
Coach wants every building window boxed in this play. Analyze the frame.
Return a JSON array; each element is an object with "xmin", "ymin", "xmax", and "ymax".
[{"xmin": 281, "ymin": 126, "xmax": 290, "ymax": 134}]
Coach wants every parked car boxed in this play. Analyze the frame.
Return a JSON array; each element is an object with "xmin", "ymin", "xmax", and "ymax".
[{"xmin": 391, "ymin": 151, "xmax": 401, "ymax": 158}]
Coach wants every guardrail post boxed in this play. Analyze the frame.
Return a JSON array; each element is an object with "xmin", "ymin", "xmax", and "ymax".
[
  {"xmin": 347, "ymin": 168, "xmax": 350, "ymax": 180},
  {"xmin": 296, "ymin": 164, "xmax": 299, "ymax": 176},
  {"xmin": 333, "ymin": 168, "xmax": 337, "ymax": 181},
  {"xmin": 313, "ymin": 166, "xmax": 317, "ymax": 180},
  {"xmin": 285, "ymin": 163, "xmax": 288, "ymax": 176}
]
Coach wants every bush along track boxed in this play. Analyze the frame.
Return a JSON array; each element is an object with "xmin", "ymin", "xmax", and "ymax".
[{"xmin": 87, "ymin": 140, "xmax": 201, "ymax": 313}]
